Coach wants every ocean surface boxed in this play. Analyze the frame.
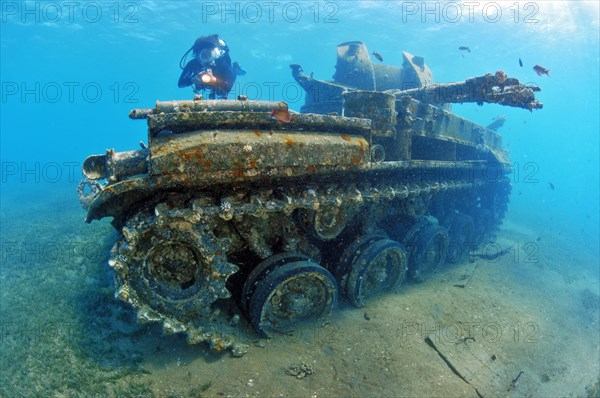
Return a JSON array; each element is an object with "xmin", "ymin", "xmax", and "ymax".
[{"xmin": 1, "ymin": 1, "xmax": 599, "ymax": 397}]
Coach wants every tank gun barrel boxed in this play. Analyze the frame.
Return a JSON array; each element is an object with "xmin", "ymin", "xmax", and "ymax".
[{"xmin": 385, "ymin": 73, "xmax": 543, "ymax": 111}]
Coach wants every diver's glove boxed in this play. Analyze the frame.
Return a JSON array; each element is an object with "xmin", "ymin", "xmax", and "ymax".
[{"xmin": 191, "ymin": 74, "xmax": 202, "ymax": 86}]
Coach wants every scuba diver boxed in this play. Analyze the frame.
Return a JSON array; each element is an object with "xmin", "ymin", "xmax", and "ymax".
[{"xmin": 178, "ymin": 34, "xmax": 246, "ymax": 99}]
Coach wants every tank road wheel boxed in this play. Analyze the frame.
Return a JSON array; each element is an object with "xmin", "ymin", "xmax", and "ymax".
[
  {"xmin": 404, "ymin": 223, "xmax": 449, "ymax": 282},
  {"xmin": 241, "ymin": 252, "xmax": 311, "ymax": 316},
  {"xmin": 248, "ymin": 261, "xmax": 337, "ymax": 337},
  {"xmin": 336, "ymin": 234, "xmax": 387, "ymax": 286},
  {"xmin": 109, "ymin": 210, "xmax": 238, "ymax": 342},
  {"xmin": 344, "ymin": 238, "xmax": 408, "ymax": 307},
  {"xmin": 444, "ymin": 213, "xmax": 475, "ymax": 263}
]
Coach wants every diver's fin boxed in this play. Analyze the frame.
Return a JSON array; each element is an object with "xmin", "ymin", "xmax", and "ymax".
[{"xmin": 233, "ymin": 62, "xmax": 247, "ymax": 76}]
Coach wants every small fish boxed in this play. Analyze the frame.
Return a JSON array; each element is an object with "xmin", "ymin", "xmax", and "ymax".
[
  {"xmin": 486, "ymin": 115, "xmax": 506, "ymax": 131},
  {"xmin": 270, "ymin": 105, "xmax": 291, "ymax": 123},
  {"xmin": 548, "ymin": 182, "xmax": 555, "ymax": 190},
  {"xmin": 372, "ymin": 51, "xmax": 383, "ymax": 62},
  {"xmin": 533, "ymin": 64, "xmax": 550, "ymax": 76},
  {"xmin": 519, "ymin": 58, "xmax": 523, "ymax": 67},
  {"xmin": 459, "ymin": 46, "xmax": 471, "ymax": 53},
  {"xmin": 536, "ymin": 236, "xmax": 542, "ymax": 242}
]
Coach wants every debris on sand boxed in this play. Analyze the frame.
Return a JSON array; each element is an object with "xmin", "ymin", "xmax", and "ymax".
[
  {"xmin": 231, "ymin": 343, "xmax": 249, "ymax": 358},
  {"xmin": 286, "ymin": 362, "xmax": 314, "ymax": 379},
  {"xmin": 508, "ymin": 370, "xmax": 524, "ymax": 391}
]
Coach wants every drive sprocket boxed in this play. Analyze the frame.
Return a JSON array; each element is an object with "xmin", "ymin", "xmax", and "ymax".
[{"xmin": 109, "ymin": 202, "xmax": 239, "ymax": 349}]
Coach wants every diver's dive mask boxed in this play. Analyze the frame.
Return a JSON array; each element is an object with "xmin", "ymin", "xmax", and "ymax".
[
  {"xmin": 197, "ymin": 41, "xmax": 227, "ymax": 65},
  {"xmin": 181, "ymin": 37, "xmax": 229, "ymax": 70}
]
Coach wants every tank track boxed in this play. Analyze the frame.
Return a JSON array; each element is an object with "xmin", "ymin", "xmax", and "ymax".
[{"xmin": 109, "ymin": 173, "xmax": 510, "ymax": 352}]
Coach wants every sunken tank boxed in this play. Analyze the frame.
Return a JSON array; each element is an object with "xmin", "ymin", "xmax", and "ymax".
[{"xmin": 78, "ymin": 41, "xmax": 542, "ymax": 355}]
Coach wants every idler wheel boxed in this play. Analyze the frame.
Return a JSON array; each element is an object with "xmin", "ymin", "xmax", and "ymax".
[
  {"xmin": 404, "ymin": 222, "xmax": 449, "ymax": 282},
  {"xmin": 344, "ymin": 238, "xmax": 407, "ymax": 307},
  {"xmin": 444, "ymin": 213, "xmax": 475, "ymax": 263},
  {"xmin": 241, "ymin": 252, "xmax": 310, "ymax": 316},
  {"xmin": 248, "ymin": 261, "xmax": 337, "ymax": 337}
]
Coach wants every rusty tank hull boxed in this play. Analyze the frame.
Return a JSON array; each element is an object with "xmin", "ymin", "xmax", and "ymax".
[{"xmin": 78, "ymin": 43, "xmax": 540, "ymax": 355}]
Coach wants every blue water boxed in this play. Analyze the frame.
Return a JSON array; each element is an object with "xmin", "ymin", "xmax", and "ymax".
[
  {"xmin": 2, "ymin": 2, "xmax": 598, "ymax": 233},
  {"xmin": 1, "ymin": 1, "xmax": 599, "ymax": 396}
]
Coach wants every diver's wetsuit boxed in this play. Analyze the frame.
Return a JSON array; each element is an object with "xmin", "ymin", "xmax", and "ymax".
[
  {"xmin": 178, "ymin": 59, "xmax": 204, "ymax": 88},
  {"xmin": 178, "ymin": 35, "xmax": 242, "ymax": 99}
]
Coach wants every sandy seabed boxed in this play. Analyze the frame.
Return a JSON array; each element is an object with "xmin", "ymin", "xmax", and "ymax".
[{"xmin": 1, "ymin": 188, "xmax": 598, "ymax": 398}]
